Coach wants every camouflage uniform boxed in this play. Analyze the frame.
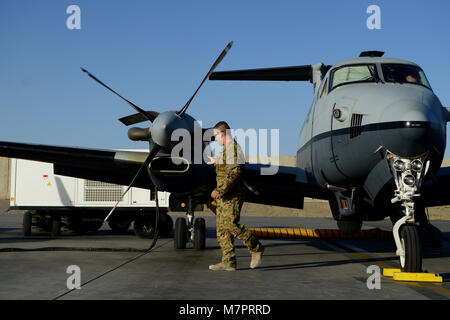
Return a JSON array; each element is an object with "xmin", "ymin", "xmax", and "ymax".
[{"xmin": 214, "ymin": 139, "xmax": 261, "ymax": 268}]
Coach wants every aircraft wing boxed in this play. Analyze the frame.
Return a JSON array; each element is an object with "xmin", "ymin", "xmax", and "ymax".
[
  {"xmin": 0, "ymin": 141, "xmax": 153, "ymax": 189},
  {"xmin": 0, "ymin": 141, "xmax": 330, "ymax": 209},
  {"xmin": 209, "ymin": 65, "xmax": 314, "ymax": 81},
  {"xmin": 243, "ymin": 163, "xmax": 329, "ymax": 209}
]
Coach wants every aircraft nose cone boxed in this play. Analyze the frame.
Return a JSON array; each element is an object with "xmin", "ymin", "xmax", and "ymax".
[{"xmin": 378, "ymin": 101, "xmax": 445, "ymax": 158}]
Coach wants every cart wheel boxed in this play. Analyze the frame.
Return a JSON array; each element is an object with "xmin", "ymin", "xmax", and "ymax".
[
  {"xmin": 399, "ymin": 224, "xmax": 423, "ymax": 272},
  {"xmin": 193, "ymin": 218, "xmax": 206, "ymax": 250},
  {"xmin": 133, "ymin": 218, "xmax": 156, "ymax": 239},
  {"xmin": 23, "ymin": 211, "xmax": 32, "ymax": 237},
  {"xmin": 174, "ymin": 217, "xmax": 187, "ymax": 249},
  {"xmin": 65, "ymin": 216, "xmax": 103, "ymax": 234},
  {"xmin": 51, "ymin": 217, "xmax": 61, "ymax": 237},
  {"xmin": 108, "ymin": 218, "xmax": 132, "ymax": 234}
]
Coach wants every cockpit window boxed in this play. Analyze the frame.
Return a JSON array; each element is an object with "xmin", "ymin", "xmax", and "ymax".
[
  {"xmin": 330, "ymin": 64, "xmax": 377, "ymax": 90},
  {"xmin": 381, "ymin": 64, "xmax": 431, "ymax": 89}
]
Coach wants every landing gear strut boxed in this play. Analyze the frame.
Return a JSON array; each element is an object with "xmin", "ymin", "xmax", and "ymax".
[
  {"xmin": 173, "ymin": 197, "xmax": 206, "ymax": 250},
  {"xmin": 388, "ymin": 152, "xmax": 429, "ymax": 272}
]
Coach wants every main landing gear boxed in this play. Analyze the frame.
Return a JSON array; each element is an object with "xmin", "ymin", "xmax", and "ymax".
[{"xmin": 174, "ymin": 197, "xmax": 206, "ymax": 250}]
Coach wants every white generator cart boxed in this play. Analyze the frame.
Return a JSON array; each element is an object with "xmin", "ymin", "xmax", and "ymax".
[{"xmin": 9, "ymin": 159, "xmax": 172, "ymax": 238}]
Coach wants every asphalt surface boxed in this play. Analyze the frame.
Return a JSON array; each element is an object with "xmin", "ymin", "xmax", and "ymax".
[{"xmin": 0, "ymin": 213, "xmax": 449, "ymax": 300}]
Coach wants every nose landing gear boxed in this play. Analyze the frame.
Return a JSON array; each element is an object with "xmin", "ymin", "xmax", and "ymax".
[{"xmin": 388, "ymin": 152, "xmax": 429, "ymax": 272}]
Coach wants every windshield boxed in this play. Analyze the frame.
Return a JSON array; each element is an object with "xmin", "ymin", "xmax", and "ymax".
[
  {"xmin": 331, "ymin": 64, "xmax": 377, "ymax": 90},
  {"xmin": 381, "ymin": 64, "xmax": 431, "ymax": 89}
]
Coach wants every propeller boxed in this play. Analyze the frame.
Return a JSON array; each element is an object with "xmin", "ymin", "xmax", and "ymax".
[
  {"xmin": 177, "ymin": 41, "xmax": 233, "ymax": 117},
  {"xmin": 81, "ymin": 41, "xmax": 233, "ymax": 223},
  {"xmin": 80, "ymin": 67, "xmax": 156, "ymax": 123}
]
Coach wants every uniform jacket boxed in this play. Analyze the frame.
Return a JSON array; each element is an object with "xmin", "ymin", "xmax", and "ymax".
[{"xmin": 214, "ymin": 138, "xmax": 246, "ymax": 199}]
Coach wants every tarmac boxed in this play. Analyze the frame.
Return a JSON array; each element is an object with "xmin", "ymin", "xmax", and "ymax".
[{"xmin": 0, "ymin": 213, "xmax": 449, "ymax": 300}]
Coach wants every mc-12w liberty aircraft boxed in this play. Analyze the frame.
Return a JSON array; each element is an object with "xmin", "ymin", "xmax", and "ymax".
[{"xmin": 1, "ymin": 42, "xmax": 449, "ymax": 272}]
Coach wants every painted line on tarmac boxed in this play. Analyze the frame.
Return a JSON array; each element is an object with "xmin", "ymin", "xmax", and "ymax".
[{"xmin": 325, "ymin": 240, "xmax": 450, "ymax": 299}]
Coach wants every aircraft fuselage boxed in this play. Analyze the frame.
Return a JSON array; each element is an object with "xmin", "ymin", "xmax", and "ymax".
[{"xmin": 297, "ymin": 57, "xmax": 446, "ymax": 217}]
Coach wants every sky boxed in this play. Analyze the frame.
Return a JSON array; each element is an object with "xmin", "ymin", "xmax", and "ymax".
[{"xmin": 1, "ymin": 0, "xmax": 450, "ymax": 157}]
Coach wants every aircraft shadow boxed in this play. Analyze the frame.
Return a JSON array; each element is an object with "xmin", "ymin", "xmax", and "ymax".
[
  {"xmin": 237, "ymin": 256, "xmax": 399, "ymax": 272},
  {"xmin": 439, "ymin": 273, "xmax": 450, "ymax": 282}
]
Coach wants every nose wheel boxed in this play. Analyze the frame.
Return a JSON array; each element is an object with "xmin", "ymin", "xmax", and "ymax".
[
  {"xmin": 391, "ymin": 202, "xmax": 424, "ymax": 273},
  {"xmin": 399, "ymin": 224, "xmax": 422, "ymax": 272}
]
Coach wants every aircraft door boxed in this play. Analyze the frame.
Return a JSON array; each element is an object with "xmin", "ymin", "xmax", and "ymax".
[{"xmin": 330, "ymin": 97, "xmax": 358, "ymax": 183}]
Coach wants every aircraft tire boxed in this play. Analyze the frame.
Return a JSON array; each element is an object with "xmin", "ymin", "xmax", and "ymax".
[
  {"xmin": 193, "ymin": 218, "xmax": 206, "ymax": 250},
  {"xmin": 336, "ymin": 220, "xmax": 362, "ymax": 234},
  {"xmin": 174, "ymin": 217, "xmax": 187, "ymax": 249},
  {"xmin": 399, "ymin": 224, "xmax": 422, "ymax": 272},
  {"xmin": 23, "ymin": 211, "xmax": 32, "ymax": 237}
]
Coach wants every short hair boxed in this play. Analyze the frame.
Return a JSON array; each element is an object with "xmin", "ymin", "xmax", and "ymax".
[{"xmin": 213, "ymin": 121, "xmax": 231, "ymax": 133}]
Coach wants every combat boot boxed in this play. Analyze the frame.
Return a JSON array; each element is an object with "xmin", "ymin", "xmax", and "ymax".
[
  {"xmin": 209, "ymin": 262, "xmax": 236, "ymax": 271},
  {"xmin": 250, "ymin": 246, "xmax": 264, "ymax": 269}
]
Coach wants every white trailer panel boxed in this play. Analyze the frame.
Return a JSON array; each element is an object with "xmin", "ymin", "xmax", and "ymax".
[{"xmin": 10, "ymin": 159, "xmax": 169, "ymax": 209}]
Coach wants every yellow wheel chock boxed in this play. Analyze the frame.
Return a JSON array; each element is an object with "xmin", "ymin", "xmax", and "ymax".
[
  {"xmin": 382, "ymin": 268, "xmax": 402, "ymax": 277},
  {"xmin": 383, "ymin": 268, "xmax": 443, "ymax": 283}
]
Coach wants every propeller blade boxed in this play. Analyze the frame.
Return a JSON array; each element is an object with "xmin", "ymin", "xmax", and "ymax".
[
  {"xmin": 119, "ymin": 111, "xmax": 160, "ymax": 126},
  {"xmin": 177, "ymin": 41, "xmax": 233, "ymax": 117},
  {"xmin": 104, "ymin": 144, "xmax": 161, "ymax": 222},
  {"xmin": 80, "ymin": 67, "xmax": 154, "ymax": 122}
]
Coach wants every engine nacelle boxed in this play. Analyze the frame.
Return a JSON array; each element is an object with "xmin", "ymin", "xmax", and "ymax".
[{"xmin": 148, "ymin": 157, "xmax": 216, "ymax": 194}]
